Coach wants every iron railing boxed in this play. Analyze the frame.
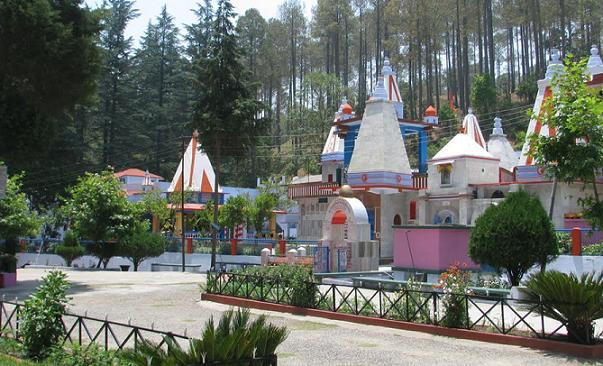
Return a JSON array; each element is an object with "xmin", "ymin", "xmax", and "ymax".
[
  {"xmin": 0, "ymin": 300, "xmax": 278, "ymax": 364},
  {"xmin": 206, "ymin": 271, "xmax": 602, "ymax": 344}
]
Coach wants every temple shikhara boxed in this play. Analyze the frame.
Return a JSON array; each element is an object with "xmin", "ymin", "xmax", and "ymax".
[{"xmin": 289, "ymin": 46, "xmax": 603, "ymax": 274}]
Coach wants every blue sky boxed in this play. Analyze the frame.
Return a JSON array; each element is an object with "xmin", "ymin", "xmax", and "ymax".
[{"xmin": 85, "ymin": 0, "xmax": 316, "ymax": 45}]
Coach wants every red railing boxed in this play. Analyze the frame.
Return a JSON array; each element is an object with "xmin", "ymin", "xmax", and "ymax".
[{"xmin": 412, "ymin": 174, "xmax": 428, "ymax": 189}]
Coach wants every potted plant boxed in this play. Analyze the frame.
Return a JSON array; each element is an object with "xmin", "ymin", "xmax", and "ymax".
[{"xmin": 0, "ymin": 253, "xmax": 17, "ymax": 288}]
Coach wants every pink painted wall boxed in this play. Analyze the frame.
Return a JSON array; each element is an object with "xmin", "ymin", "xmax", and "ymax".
[
  {"xmin": 563, "ymin": 219, "xmax": 603, "ymax": 245},
  {"xmin": 0, "ymin": 273, "xmax": 16, "ymax": 288},
  {"xmin": 393, "ymin": 228, "xmax": 479, "ymax": 271}
]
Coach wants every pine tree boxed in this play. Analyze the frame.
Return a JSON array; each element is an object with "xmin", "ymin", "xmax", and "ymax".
[{"xmin": 192, "ymin": 0, "xmax": 266, "ymax": 269}]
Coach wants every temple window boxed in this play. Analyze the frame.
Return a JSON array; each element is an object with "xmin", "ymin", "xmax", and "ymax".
[
  {"xmin": 437, "ymin": 163, "xmax": 452, "ymax": 186},
  {"xmin": 393, "ymin": 214, "xmax": 402, "ymax": 226}
]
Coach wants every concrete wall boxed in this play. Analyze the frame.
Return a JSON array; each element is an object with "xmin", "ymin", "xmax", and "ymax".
[
  {"xmin": 527, "ymin": 255, "xmax": 603, "ymax": 278},
  {"xmin": 380, "ymin": 191, "xmax": 415, "ymax": 257},
  {"xmin": 427, "ymin": 158, "xmax": 499, "ymax": 190},
  {"xmin": 392, "ymin": 227, "xmax": 479, "ymax": 272},
  {"xmin": 16, "ymin": 252, "xmax": 261, "ymax": 272}
]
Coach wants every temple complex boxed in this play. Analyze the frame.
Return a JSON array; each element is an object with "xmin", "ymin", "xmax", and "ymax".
[{"xmin": 289, "ymin": 46, "xmax": 603, "ymax": 271}]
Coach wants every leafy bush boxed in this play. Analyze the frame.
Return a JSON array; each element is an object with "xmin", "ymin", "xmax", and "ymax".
[
  {"xmin": 118, "ymin": 226, "xmax": 166, "ymax": 271},
  {"xmin": 121, "ymin": 308, "xmax": 288, "ymax": 365},
  {"xmin": 19, "ymin": 270, "xmax": 70, "ymax": 359},
  {"xmin": 0, "ymin": 254, "xmax": 16, "ymax": 273},
  {"xmin": 583, "ymin": 242, "xmax": 603, "ymax": 256},
  {"xmin": 389, "ymin": 278, "xmax": 433, "ymax": 323},
  {"xmin": 524, "ymin": 271, "xmax": 603, "ymax": 344},
  {"xmin": 54, "ymin": 231, "xmax": 85, "ymax": 266},
  {"xmin": 437, "ymin": 265, "xmax": 471, "ymax": 328},
  {"xmin": 242, "ymin": 265, "xmax": 316, "ymax": 308},
  {"xmin": 47, "ymin": 344, "xmax": 127, "ymax": 366},
  {"xmin": 469, "ymin": 191, "xmax": 558, "ymax": 286},
  {"xmin": 556, "ymin": 232, "xmax": 572, "ymax": 255}
]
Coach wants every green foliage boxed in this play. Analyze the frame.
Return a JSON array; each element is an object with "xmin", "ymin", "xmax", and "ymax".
[
  {"xmin": 516, "ymin": 73, "xmax": 539, "ymax": 102},
  {"xmin": 470, "ymin": 74, "xmax": 497, "ymax": 117},
  {"xmin": 469, "ymin": 191, "xmax": 558, "ymax": 286},
  {"xmin": 220, "ymin": 195, "xmax": 250, "ymax": 234},
  {"xmin": 0, "ymin": 0, "xmax": 100, "ymax": 201},
  {"xmin": 249, "ymin": 193, "xmax": 277, "ymax": 234},
  {"xmin": 582, "ymin": 242, "xmax": 603, "ymax": 256},
  {"xmin": 61, "ymin": 171, "xmax": 142, "ymax": 268},
  {"xmin": 118, "ymin": 225, "xmax": 166, "ymax": 271},
  {"xmin": 121, "ymin": 308, "xmax": 288, "ymax": 365},
  {"xmin": 54, "ymin": 231, "xmax": 85, "ymax": 267},
  {"xmin": 437, "ymin": 265, "xmax": 471, "ymax": 328},
  {"xmin": 139, "ymin": 190, "xmax": 171, "ymax": 231},
  {"xmin": 207, "ymin": 265, "xmax": 317, "ymax": 308},
  {"xmin": 20, "ymin": 271, "xmax": 70, "ymax": 359},
  {"xmin": 524, "ymin": 271, "xmax": 603, "ymax": 344},
  {"xmin": 389, "ymin": 279, "xmax": 433, "ymax": 323},
  {"xmin": 0, "ymin": 174, "xmax": 42, "ymax": 253},
  {"xmin": 0, "ymin": 254, "xmax": 16, "ymax": 273},
  {"xmin": 47, "ymin": 344, "xmax": 126, "ymax": 366},
  {"xmin": 556, "ymin": 232, "xmax": 572, "ymax": 255},
  {"xmin": 530, "ymin": 56, "xmax": 603, "ymax": 230}
]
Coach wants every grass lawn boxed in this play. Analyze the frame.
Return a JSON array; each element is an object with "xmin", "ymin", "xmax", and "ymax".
[{"xmin": 0, "ymin": 353, "xmax": 40, "ymax": 365}]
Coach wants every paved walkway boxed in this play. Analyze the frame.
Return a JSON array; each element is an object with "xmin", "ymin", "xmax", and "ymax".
[{"xmin": 1, "ymin": 268, "xmax": 599, "ymax": 366}]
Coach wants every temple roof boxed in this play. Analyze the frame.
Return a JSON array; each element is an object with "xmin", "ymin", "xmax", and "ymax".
[
  {"xmin": 487, "ymin": 117, "xmax": 518, "ymax": 171},
  {"xmin": 461, "ymin": 108, "xmax": 486, "ymax": 148},
  {"xmin": 168, "ymin": 132, "xmax": 221, "ymax": 193},
  {"xmin": 114, "ymin": 168, "xmax": 163, "ymax": 180},
  {"xmin": 347, "ymin": 100, "xmax": 412, "ymax": 190},
  {"xmin": 432, "ymin": 133, "xmax": 496, "ymax": 161},
  {"xmin": 321, "ymin": 125, "xmax": 344, "ymax": 159}
]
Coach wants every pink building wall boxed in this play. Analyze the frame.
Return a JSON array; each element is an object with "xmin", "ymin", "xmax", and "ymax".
[
  {"xmin": 563, "ymin": 219, "xmax": 603, "ymax": 245},
  {"xmin": 393, "ymin": 227, "xmax": 479, "ymax": 271}
]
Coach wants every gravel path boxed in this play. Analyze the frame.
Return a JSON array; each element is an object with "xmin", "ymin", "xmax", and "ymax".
[{"xmin": 1, "ymin": 268, "xmax": 600, "ymax": 366}]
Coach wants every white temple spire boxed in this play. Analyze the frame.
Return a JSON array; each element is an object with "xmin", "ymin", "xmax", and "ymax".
[
  {"xmin": 545, "ymin": 48, "xmax": 564, "ymax": 80},
  {"xmin": 461, "ymin": 108, "xmax": 486, "ymax": 148}
]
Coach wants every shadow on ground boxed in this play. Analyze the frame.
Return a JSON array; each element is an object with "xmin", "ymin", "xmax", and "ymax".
[{"xmin": 0, "ymin": 279, "xmax": 95, "ymax": 301}]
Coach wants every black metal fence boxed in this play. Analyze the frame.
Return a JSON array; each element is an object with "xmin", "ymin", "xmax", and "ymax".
[
  {"xmin": 0, "ymin": 300, "xmax": 278, "ymax": 365},
  {"xmin": 206, "ymin": 271, "xmax": 602, "ymax": 344}
]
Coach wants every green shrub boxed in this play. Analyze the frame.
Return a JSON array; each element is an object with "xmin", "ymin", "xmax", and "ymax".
[
  {"xmin": 556, "ymin": 232, "xmax": 572, "ymax": 255},
  {"xmin": 389, "ymin": 278, "xmax": 433, "ymax": 323},
  {"xmin": 55, "ymin": 231, "xmax": 85, "ymax": 267},
  {"xmin": 524, "ymin": 270, "xmax": 603, "ymax": 344},
  {"xmin": 437, "ymin": 265, "xmax": 471, "ymax": 328},
  {"xmin": 121, "ymin": 308, "xmax": 288, "ymax": 365},
  {"xmin": 0, "ymin": 254, "xmax": 16, "ymax": 273},
  {"xmin": 582, "ymin": 242, "xmax": 603, "ymax": 256},
  {"xmin": 47, "ymin": 344, "xmax": 126, "ymax": 366},
  {"xmin": 237, "ymin": 265, "xmax": 317, "ymax": 308},
  {"xmin": 19, "ymin": 270, "xmax": 70, "ymax": 359},
  {"xmin": 469, "ymin": 191, "xmax": 558, "ymax": 286},
  {"xmin": 118, "ymin": 227, "xmax": 166, "ymax": 271}
]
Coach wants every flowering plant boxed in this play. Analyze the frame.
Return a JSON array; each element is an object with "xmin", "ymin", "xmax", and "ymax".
[{"xmin": 436, "ymin": 263, "xmax": 471, "ymax": 328}]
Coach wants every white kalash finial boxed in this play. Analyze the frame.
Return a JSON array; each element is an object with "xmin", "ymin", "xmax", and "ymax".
[
  {"xmin": 492, "ymin": 116, "xmax": 504, "ymax": 136},
  {"xmin": 467, "ymin": 107, "xmax": 474, "ymax": 115},
  {"xmin": 587, "ymin": 45, "xmax": 603, "ymax": 68},
  {"xmin": 545, "ymin": 48, "xmax": 564, "ymax": 79},
  {"xmin": 373, "ymin": 76, "xmax": 387, "ymax": 100},
  {"xmin": 382, "ymin": 57, "xmax": 393, "ymax": 74}
]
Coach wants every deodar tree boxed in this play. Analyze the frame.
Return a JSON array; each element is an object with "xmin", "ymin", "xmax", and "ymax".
[
  {"xmin": 469, "ymin": 191, "xmax": 558, "ymax": 286},
  {"xmin": 0, "ymin": 174, "xmax": 41, "ymax": 254},
  {"xmin": 192, "ymin": 0, "xmax": 266, "ymax": 269},
  {"xmin": 530, "ymin": 55, "xmax": 603, "ymax": 230}
]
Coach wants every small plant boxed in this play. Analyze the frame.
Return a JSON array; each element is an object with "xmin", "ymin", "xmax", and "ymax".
[
  {"xmin": 437, "ymin": 264, "xmax": 471, "ymax": 329},
  {"xmin": 390, "ymin": 278, "xmax": 433, "ymax": 323},
  {"xmin": 583, "ymin": 242, "xmax": 603, "ymax": 256},
  {"xmin": 47, "ymin": 343, "xmax": 126, "ymax": 366},
  {"xmin": 0, "ymin": 254, "xmax": 16, "ymax": 273},
  {"xmin": 556, "ymin": 232, "xmax": 572, "ymax": 255},
  {"xmin": 524, "ymin": 270, "xmax": 603, "ymax": 344},
  {"xmin": 121, "ymin": 308, "xmax": 288, "ymax": 365},
  {"xmin": 54, "ymin": 230, "xmax": 85, "ymax": 266},
  {"xmin": 19, "ymin": 270, "xmax": 70, "ymax": 359}
]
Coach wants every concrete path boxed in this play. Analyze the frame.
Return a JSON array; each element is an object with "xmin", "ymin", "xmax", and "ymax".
[{"xmin": 1, "ymin": 268, "xmax": 600, "ymax": 366}]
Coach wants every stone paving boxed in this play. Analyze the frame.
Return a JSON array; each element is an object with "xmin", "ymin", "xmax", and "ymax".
[{"xmin": 1, "ymin": 268, "xmax": 600, "ymax": 366}]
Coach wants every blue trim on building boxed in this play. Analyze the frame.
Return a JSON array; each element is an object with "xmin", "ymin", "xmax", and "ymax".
[{"xmin": 347, "ymin": 171, "xmax": 413, "ymax": 188}]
